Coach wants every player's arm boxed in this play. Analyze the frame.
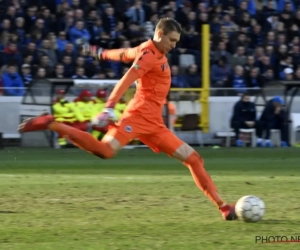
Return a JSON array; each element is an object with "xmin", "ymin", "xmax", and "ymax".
[
  {"xmin": 91, "ymin": 50, "xmax": 156, "ymax": 126},
  {"xmin": 100, "ymin": 47, "xmax": 138, "ymax": 63},
  {"xmin": 105, "ymin": 50, "xmax": 156, "ymax": 107}
]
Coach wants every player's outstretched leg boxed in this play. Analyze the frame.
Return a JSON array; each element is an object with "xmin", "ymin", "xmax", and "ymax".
[
  {"xmin": 18, "ymin": 114, "xmax": 115, "ymax": 159},
  {"xmin": 180, "ymin": 148, "xmax": 237, "ymax": 220},
  {"xmin": 150, "ymin": 129, "xmax": 237, "ymax": 221}
]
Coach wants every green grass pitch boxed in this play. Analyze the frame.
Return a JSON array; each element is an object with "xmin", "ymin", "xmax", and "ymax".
[{"xmin": 0, "ymin": 147, "xmax": 299, "ymax": 250}]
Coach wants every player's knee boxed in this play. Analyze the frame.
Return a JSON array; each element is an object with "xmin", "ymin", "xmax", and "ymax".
[
  {"xmin": 172, "ymin": 143, "xmax": 196, "ymax": 162},
  {"xmin": 102, "ymin": 134, "xmax": 123, "ymax": 151}
]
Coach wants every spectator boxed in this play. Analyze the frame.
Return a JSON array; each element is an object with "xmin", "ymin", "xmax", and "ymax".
[
  {"xmin": 35, "ymin": 67, "xmax": 47, "ymax": 79},
  {"xmin": 1, "ymin": 42, "xmax": 22, "ymax": 67},
  {"xmin": 38, "ymin": 39, "xmax": 57, "ymax": 67},
  {"xmin": 258, "ymin": 96, "xmax": 289, "ymax": 147},
  {"xmin": 22, "ymin": 43, "xmax": 38, "ymax": 68},
  {"xmin": 213, "ymin": 41, "xmax": 232, "ymax": 63},
  {"xmin": 244, "ymin": 55, "xmax": 256, "ymax": 74},
  {"xmin": 2, "ymin": 63, "xmax": 24, "ymax": 96},
  {"xmin": 126, "ymin": 0, "xmax": 146, "ymax": 25},
  {"xmin": 27, "ymin": 30, "xmax": 43, "ymax": 48},
  {"xmin": 51, "ymin": 64, "xmax": 65, "ymax": 78},
  {"xmin": 171, "ymin": 65, "xmax": 188, "ymax": 88},
  {"xmin": 4, "ymin": 6, "xmax": 17, "ymax": 23},
  {"xmin": 92, "ymin": 70, "xmax": 106, "ymax": 79},
  {"xmin": 278, "ymin": 55, "xmax": 293, "ymax": 79},
  {"xmin": 58, "ymin": 43, "xmax": 77, "ymax": 62},
  {"xmin": 258, "ymin": 66, "xmax": 274, "ymax": 86},
  {"xmin": 56, "ymin": 31, "xmax": 69, "ymax": 52},
  {"xmin": 211, "ymin": 56, "xmax": 231, "ymax": 88},
  {"xmin": 75, "ymin": 57, "xmax": 86, "ymax": 70},
  {"xmin": 250, "ymin": 24, "xmax": 263, "ymax": 48},
  {"xmin": 105, "ymin": 68, "xmax": 117, "ymax": 79},
  {"xmin": 72, "ymin": 67, "xmax": 87, "ymax": 79},
  {"xmin": 24, "ymin": 6, "xmax": 38, "ymax": 33},
  {"xmin": 228, "ymin": 65, "xmax": 247, "ymax": 94},
  {"xmin": 85, "ymin": 59, "xmax": 101, "ymax": 78},
  {"xmin": 48, "ymin": 33, "xmax": 58, "ymax": 51},
  {"xmin": 20, "ymin": 64, "xmax": 33, "ymax": 88},
  {"xmin": 57, "ymin": 9, "xmax": 75, "ymax": 33},
  {"xmin": 30, "ymin": 18, "xmax": 47, "ymax": 39},
  {"xmin": 144, "ymin": 13, "xmax": 158, "ymax": 39},
  {"xmin": 0, "ymin": 0, "xmax": 300, "ymax": 99},
  {"xmin": 74, "ymin": 9, "xmax": 84, "ymax": 21},
  {"xmin": 246, "ymin": 67, "xmax": 262, "ymax": 94},
  {"xmin": 68, "ymin": 20, "xmax": 91, "ymax": 45},
  {"xmin": 231, "ymin": 46, "xmax": 246, "ymax": 68},
  {"xmin": 102, "ymin": 5, "xmax": 117, "ymax": 36},
  {"xmin": 88, "ymin": 18, "xmax": 107, "ymax": 45},
  {"xmin": 124, "ymin": 22, "xmax": 145, "ymax": 47},
  {"xmin": 283, "ymin": 67, "xmax": 294, "ymax": 80},
  {"xmin": 230, "ymin": 93, "xmax": 259, "ymax": 147},
  {"xmin": 184, "ymin": 64, "xmax": 201, "ymax": 88},
  {"xmin": 38, "ymin": 55, "xmax": 53, "ymax": 77},
  {"xmin": 14, "ymin": 17, "xmax": 26, "ymax": 46},
  {"xmin": 62, "ymin": 55, "xmax": 74, "ymax": 77}
]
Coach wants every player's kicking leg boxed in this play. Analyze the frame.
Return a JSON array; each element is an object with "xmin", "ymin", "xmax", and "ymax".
[
  {"xmin": 172, "ymin": 143, "xmax": 237, "ymax": 220},
  {"xmin": 18, "ymin": 114, "xmax": 125, "ymax": 159},
  {"xmin": 139, "ymin": 128, "xmax": 237, "ymax": 221}
]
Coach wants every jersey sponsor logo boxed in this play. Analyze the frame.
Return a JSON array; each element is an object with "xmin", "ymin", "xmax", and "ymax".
[{"xmin": 125, "ymin": 125, "xmax": 132, "ymax": 132}]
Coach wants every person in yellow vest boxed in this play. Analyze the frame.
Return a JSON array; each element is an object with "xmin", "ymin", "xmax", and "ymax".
[
  {"xmin": 74, "ymin": 90, "xmax": 95, "ymax": 132},
  {"xmin": 52, "ymin": 89, "xmax": 85, "ymax": 147},
  {"xmin": 93, "ymin": 89, "xmax": 107, "ymax": 115},
  {"xmin": 91, "ymin": 91, "xmax": 127, "ymax": 140}
]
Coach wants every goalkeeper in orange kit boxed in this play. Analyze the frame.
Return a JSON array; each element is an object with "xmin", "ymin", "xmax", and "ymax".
[{"xmin": 18, "ymin": 17, "xmax": 237, "ymax": 220}]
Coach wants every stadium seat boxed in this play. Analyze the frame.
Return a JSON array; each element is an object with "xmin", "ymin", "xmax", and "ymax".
[
  {"xmin": 0, "ymin": 133, "xmax": 21, "ymax": 148},
  {"xmin": 179, "ymin": 54, "xmax": 195, "ymax": 68},
  {"xmin": 239, "ymin": 128, "xmax": 256, "ymax": 148},
  {"xmin": 215, "ymin": 131, "xmax": 235, "ymax": 147},
  {"xmin": 270, "ymin": 129, "xmax": 281, "ymax": 147},
  {"xmin": 176, "ymin": 114, "xmax": 203, "ymax": 146},
  {"xmin": 216, "ymin": 129, "xmax": 257, "ymax": 147},
  {"xmin": 176, "ymin": 101, "xmax": 195, "ymax": 116}
]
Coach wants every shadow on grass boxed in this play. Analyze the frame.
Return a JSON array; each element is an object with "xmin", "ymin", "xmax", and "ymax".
[{"xmin": 0, "ymin": 210, "xmax": 17, "ymax": 214}]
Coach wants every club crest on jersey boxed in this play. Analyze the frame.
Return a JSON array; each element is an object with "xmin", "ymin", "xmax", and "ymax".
[
  {"xmin": 133, "ymin": 64, "xmax": 140, "ymax": 70},
  {"xmin": 125, "ymin": 125, "xmax": 132, "ymax": 132}
]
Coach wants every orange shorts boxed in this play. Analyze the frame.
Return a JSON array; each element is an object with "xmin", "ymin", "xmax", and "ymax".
[{"xmin": 106, "ymin": 115, "xmax": 184, "ymax": 156}]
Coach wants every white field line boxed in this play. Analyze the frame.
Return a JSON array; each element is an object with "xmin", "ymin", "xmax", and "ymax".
[{"xmin": 0, "ymin": 174, "xmax": 298, "ymax": 182}]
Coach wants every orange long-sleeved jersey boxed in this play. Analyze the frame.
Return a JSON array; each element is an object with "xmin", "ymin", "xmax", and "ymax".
[{"xmin": 102, "ymin": 39, "xmax": 171, "ymax": 125}]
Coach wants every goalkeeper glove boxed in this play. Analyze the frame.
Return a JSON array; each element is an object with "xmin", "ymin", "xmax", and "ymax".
[
  {"xmin": 82, "ymin": 44, "xmax": 104, "ymax": 60},
  {"xmin": 91, "ymin": 107, "xmax": 117, "ymax": 127}
]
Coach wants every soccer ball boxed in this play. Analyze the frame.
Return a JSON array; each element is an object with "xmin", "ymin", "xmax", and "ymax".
[{"xmin": 235, "ymin": 195, "xmax": 265, "ymax": 222}]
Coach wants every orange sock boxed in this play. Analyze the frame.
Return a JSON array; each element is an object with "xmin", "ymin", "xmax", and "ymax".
[
  {"xmin": 183, "ymin": 152, "xmax": 225, "ymax": 207},
  {"xmin": 48, "ymin": 122, "xmax": 114, "ymax": 159}
]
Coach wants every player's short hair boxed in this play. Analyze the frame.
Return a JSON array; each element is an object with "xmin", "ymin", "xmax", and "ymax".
[{"xmin": 155, "ymin": 17, "xmax": 182, "ymax": 35}]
